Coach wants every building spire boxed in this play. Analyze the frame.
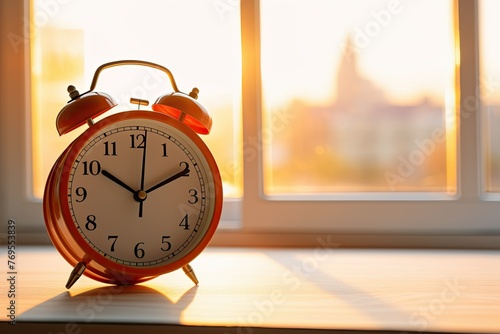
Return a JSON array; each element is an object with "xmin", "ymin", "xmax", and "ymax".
[
  {"xmin": 336, "ymin": 35, "xmax": 361, "ymax": 109},
  {"xmin": 335, "ymin": 34, "xmax": 386, "ymax": 111}
]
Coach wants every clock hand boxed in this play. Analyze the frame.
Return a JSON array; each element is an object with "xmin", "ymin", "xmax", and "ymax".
[
  {"xmin": 102, "ymin": 169, "xmax": 148, "ymax": 204},
  {"xmin": 139, "ymin": 130, "xmax": 148, "ymax": 190},
  {"xmin": 145, "ymin": 162, "xmax": 190, "ymax": 194},
  {"xmin": 139, "ymin": 130, "xmax": 148, "ymax": 218},
  {"xmin": 102, "ymin": 170, "xmax": 135, "ymax": 194}
]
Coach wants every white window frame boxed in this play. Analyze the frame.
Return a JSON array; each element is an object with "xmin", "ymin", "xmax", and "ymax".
[
  {"xmin": 238, "ymin": 0, "xmax": 500, "ymax": 247},
  {"xmin": 1, "ymin": 0, "xmax": 499, "ymax": 248}
]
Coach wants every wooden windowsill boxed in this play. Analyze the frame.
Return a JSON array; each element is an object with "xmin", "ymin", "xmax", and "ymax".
[{"xmin": 1, "ymin": 246, "xmax": 499, "ymax": 333}]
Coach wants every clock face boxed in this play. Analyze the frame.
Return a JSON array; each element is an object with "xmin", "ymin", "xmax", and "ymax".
[{"xmin": 60, "ymin": 111, "xmax": 220, "ymax": 270}]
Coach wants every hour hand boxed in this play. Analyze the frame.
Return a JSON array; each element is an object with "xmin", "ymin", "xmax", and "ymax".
[
  {"xmin": 102, "ymin": 170, "xmax": 135, "ymax": 194},
  {"xmin": 146, "ymin": 162, "xmax": 190, "ymax": 194}
]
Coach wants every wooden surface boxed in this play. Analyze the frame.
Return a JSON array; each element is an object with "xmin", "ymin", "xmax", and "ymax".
[{"xmin": 1, "ymin": 246, "xmax": 499, "ymax": 333}]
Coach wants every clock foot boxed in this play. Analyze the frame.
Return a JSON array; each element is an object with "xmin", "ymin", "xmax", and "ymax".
[
  {"xmin": 66, "ymin": 262, "xmax": 86, "ymax": 289},
  {"xmin": 182, "ymin": 264, "xmax": 199, "ymax": 285}
]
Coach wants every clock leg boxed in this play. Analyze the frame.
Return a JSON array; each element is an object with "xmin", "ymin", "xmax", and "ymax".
[
  {"xmin": 65, "ymin": 262, "xmax": 86, "ymax": 289},
  {"xmin": 182, "ymin": 264, "xmax": 199, "ymax": 285}
]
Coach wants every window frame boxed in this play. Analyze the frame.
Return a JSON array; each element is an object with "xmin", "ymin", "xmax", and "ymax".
[
  {"xmin": 1, "ymin": 0, "xmax": 499, "ymax": 248},
  {"xmin": 239, "ymin": 0, "xmax": 500, "ymax": 242},
  {"xmin": 0, "ymin": 1, "xmax": 43, "ymax": 242}
]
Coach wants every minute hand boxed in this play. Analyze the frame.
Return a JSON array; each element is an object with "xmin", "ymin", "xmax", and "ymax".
[{"xmin": 145, "ymin": 163, "xmax": 190, "ymax": 194}]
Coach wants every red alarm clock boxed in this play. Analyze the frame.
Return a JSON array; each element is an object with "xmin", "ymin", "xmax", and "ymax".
[{"xmin": 43, "ymin": 60, "xmax": 223, "ymax": 288}]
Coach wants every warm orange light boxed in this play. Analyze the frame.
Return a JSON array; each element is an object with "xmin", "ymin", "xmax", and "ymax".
[
  {"xmin": 30, "ymin": 1, "xmax": 242, "ymax": 199},
  {"xmin": 153, "ymin": 92, "xmax": 212, "ymax": 135},
  {"xmin": 260, "ymin": 0, "xmax": 456, "ymax": 195}
]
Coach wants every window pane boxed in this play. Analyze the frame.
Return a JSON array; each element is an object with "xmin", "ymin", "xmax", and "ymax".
[
  {"xmin": 260, "ymin": 0, "xmax": 457, "ymax": 195},
  {"xmin": 480, "ymin": 0, "xmax": 500, "ymax": 193},
  {"xmin": 30, "ymin": 0, "xmax": 242, "ymax": 198}
]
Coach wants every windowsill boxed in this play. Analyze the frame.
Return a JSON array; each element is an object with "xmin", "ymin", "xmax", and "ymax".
[{"xmin": 1, "ymin": 246, "xmax": 499, "ymax": 334}]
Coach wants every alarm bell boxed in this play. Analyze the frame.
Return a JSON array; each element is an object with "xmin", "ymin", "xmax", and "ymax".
[
  {"xmin": 55, "ymin": 60, "xmax": 212, "ymax": 135},
  {"xmin": 153, "ymin": 88, "xmax": 212, "ymax": 135},
  {"xmin": 56, "ymin": 86, "xmax": 117, "ymax": 135}
]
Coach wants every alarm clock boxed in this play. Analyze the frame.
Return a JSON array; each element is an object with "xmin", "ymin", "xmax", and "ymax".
[{"xmin": 43, "ymin": 60, "xmax": 223, "ymax": 289}]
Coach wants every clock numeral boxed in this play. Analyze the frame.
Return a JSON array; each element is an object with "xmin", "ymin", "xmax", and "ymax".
[
  {"xmin": 134, "ymin": 242, "xmax": 145, "ymax": 259},
  {"xmin": 75, "ymin": 187, "xmax": 87, "ymax": 202},
  {"xmin": 188, "ymin": 189, "xmax": 198, "ymax": 204},
  {"xmin": 161, "ymin": 143, "xmax": 168, "ymax": 157},
  {"xmin": 179, "ymin": 214, "xmax": 190, "ymax": 230},
  {"xmin": 180, "ymin": 161, "xmax": 190, "ymax": 177},
  {"xmin": 161, "ymin": 236, "xmax": 171, "ymax": 251},
  {"xmin": 82, "ymin": 160, "xmax": 101, "ymax": 176},
  {"xmin": 130, "ymin": 134, "xmax": 145, "ymax": 149},
  {"xmin": 85, "ymin": 215, "xmax": 97, "ymax": 231},
  {"xmin": 108, "ymin": 235, "xmax": 118, "ymax": 252},
  {"xmin": 104, "ymin": 141, "xmax": 117, "ymax": 156}
]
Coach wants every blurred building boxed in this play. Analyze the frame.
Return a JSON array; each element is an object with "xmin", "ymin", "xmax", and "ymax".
[{"xmin": 269, "ymin": 37, "xmax": 446, "ymax": 192}]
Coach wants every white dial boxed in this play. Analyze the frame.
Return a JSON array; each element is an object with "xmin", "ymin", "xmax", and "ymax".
[{"xmin": 64, "ymin": 113, "xmax": 217, "ymax": 267}]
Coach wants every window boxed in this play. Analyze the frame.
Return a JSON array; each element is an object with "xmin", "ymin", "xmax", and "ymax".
[
  {"xmin": 29, "ymin": 0, "xmax": 242, "ymax": 200},
  {"xmin": 240, "ymin": 0, "xmax": 499, "ymax": 238},
  {"xmin": 28, "ymin": 0, "xmax": 242, "ymax": 230},
  {"xmin": 1, "ymin": 0, "xmax": 499, "ymax": 247},
  {"xmin": 260, "ymin": 0, "xmax": 456, "ymax": 195}
]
